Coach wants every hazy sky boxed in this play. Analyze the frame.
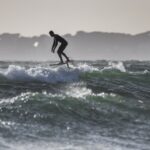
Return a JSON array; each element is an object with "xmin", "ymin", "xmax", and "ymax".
[{"xmin": 0, "ymin": 0, "xmax": 150, "ymax": 36}]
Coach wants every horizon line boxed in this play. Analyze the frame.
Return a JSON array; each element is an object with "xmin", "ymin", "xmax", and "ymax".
[{"xmin": 0, "ymin": 30, "xmax": 150, "ymax": 38}]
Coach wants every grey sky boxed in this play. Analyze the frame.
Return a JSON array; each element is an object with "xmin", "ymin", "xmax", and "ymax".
[{"xmin": 0, "ymin": 0, "xmax": 150, "ymax": 36}]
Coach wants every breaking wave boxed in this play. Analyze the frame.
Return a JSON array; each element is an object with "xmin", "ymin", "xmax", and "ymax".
[{"xmin": 0, "ymin": 62, "xmax": 129, "ymax": 83}]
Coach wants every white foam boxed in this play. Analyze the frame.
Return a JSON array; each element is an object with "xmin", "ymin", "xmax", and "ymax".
[
  {"xmin": 143, "ymin": 69, "xmax": 149, "ymax": 74},
  {"xmin": 0, "ymin": 85, "xmax": 116, "ymax": 106},
  {"xmin": 102, "ymin": 61, "xmax": 126, "ymax": 72},
  {"xmin": 63, "ymin": 83, "xmax": 117, "ymax": 99},
  {"xmin": 0, "ymin": 92, "xmax": 37, "ymax": 105},
  {"xmin": 65, "ymin": 83, "xmax": 93, "ymax": 99},
  {"xmin": 1, "ymin": 63, "xmax": 98, "ymax": 83}
]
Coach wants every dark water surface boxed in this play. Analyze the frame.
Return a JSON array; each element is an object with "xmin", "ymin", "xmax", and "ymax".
[{"xmin": 0, "ymin": 60, "xmax": 149, "ymax": 150}]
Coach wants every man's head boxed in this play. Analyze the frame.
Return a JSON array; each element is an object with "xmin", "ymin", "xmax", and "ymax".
[{"xmin": 49, "ymin": 30, "xmax": 54, "ymax": 37}]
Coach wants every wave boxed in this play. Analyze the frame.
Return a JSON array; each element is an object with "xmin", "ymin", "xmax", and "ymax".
[
  {"xmin": 0, "ymin": 87, "xmax": 121, "ymax": 134},
  {"xmin": 0, "ymin": 61, "xmax": 150, "ymax": 150},
  {"xmin": 0, "ymin": 86, "xmax": 149, "ymax": 139},
  {"xmin": 1, "ymin": 81, "xmax": 149, "ymax": 120},
  {"xmin": 0, "ymin": 63, "xmax": 98, "ymax": 83},
  {"xmin": 0, "ymin": 61, "xmax": 149, "ymax": 88},
  {"xmin": 102, "ymin": 61, "xmax": 126, "ymax": 72},
  {"xmin": 0, "ymin": 89, "xmax": 127, "ymax": 125},
  {"xmin": 0, "ymin": 62, "xmax": 130, "ymax": 83}
]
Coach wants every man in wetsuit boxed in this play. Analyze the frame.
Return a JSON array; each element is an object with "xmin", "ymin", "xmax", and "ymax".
[{"xmin": 49, "ymin": 30, "xmax": 70, "ymax": 64}]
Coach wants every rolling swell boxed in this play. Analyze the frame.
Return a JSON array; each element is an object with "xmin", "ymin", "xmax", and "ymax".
[
  {"xmin": 82, "ymin": 68, "xmax": 150, "ymax": 101},
  {"xmin": 0, "ymin": 88, "xmax": 150, "ymax": 150},
  {"xmin": 0, "ymin": 89, "xmax": 149, "ymax": 134}
]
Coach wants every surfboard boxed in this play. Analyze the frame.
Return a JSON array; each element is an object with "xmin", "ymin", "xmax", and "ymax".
[{"xmin": 49, "ymin": 62, "xmax": 70, "ymax": 68}]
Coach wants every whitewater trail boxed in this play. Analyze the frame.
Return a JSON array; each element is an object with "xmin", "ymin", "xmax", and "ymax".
[
  {"xmin": 0, "ymin": 62, "xmax": 127, "ymax": 83},
  {"xmin": 0, "ymin": 63, "xmax": 98, "ymax": 83}
]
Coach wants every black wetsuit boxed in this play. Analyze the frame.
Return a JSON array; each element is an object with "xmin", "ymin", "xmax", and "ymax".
[{"xmin": 53, "ymin": 34, "xmax": 69, "ymax": 63}]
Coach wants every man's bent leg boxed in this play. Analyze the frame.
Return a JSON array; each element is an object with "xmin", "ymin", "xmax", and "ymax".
[
  {"xmin": 60, "ymin": 44, "xmax": 70, "ymax": 62},
  {"xmin": 58, "ymin": 44, "xmax": 67, "ymax": 63},
  {"xmin": 61, "ymin": 52, "xmax": 69, "ymax": 62},
  {"xmin": 57, "ymin": 50, "xmax": 64, "ymax": 63},
  {"xmin": 57, "ymin": 45, "xmax": 64, "ymax": 63}
]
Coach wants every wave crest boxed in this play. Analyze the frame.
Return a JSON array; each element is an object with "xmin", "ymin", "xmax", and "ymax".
[{"xmin": 0, "ymin": 63, "xmax": 98, "ymax": 83}]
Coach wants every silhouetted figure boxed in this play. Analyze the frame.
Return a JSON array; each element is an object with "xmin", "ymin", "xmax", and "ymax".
[{"xmin": 49, "ymin": 31, "xmax": 70, "ymax": 64}]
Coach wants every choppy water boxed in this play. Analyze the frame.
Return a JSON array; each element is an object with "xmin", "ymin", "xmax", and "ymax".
[{"xmin": 0, "ymin": 60, "xmax": 150, "ymax": 150}]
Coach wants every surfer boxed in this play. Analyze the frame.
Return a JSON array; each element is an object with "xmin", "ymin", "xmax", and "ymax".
[{"xmin": 49, "ymin": 31, "xmax": 70, "ymax": 64}]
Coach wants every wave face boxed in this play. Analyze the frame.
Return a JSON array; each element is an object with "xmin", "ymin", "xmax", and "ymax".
[{"xmin": 0, "ymin": 61, "xmax": 150, "ymax": 150}]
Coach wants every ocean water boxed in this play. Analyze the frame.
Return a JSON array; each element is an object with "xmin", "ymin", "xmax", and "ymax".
[{"xmin": 0, "ymin": 60, "xmax": 149, "ymax": 150}]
